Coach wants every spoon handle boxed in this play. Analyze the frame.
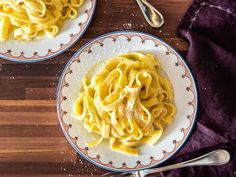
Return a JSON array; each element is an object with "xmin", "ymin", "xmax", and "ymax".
[
  {"xmin": 136, "ymin": 0, "xmax": 164, "ymax": 28},
  {"xmin": 145, "ymin": 149, "xmax": 230, "ymax": 175}
]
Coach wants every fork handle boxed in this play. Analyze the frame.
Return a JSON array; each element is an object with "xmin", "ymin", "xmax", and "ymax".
[{"xmin": 144, "ymin": 149, "xmax": 230, "ymax": 175}]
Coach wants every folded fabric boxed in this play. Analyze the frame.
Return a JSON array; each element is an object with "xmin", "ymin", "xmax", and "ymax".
[{"xmin": 161, "ymin": 0, "xmax": 236, "ymax": 176}]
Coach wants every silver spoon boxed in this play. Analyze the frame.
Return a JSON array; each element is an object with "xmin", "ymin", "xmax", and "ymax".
[
  {"xmin": 136, "ymin": 0, "xmax": 164, "ymax": 28},
  {"xmin": 102, "ymin": 149, "xmax": 230, "ymax": 177}
]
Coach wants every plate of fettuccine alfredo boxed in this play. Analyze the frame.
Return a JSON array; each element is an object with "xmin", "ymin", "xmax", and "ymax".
[
  {"xmin": 57, "ymin": 31, "xmax": 198, "ymax": 172},
  {"xmin": 0, "ymin": 0, "xmax": 96, "ymax": 62}
]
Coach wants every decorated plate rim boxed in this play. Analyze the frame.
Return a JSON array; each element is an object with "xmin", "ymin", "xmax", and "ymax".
[
  {"xmin": 0, "ymin": 0, "xmax": 97, "ymax": 63},
  {"xmin": 56, "ymin": 30, "xmax": 199, "ymax": 172}
]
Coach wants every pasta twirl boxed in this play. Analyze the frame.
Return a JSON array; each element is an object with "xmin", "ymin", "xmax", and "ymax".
[
  {"xmin": 0, "ymin": 0, "xmax": 84, "ymax": 41},
  {"xmin": 74, "ymin": 52, "xmax": 176, "ymax": 156}
]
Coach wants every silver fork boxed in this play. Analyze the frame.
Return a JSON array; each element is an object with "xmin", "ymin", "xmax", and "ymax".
[{"xmin": 102, "ymin": 149, "xmax": 230, "ymax": 177}]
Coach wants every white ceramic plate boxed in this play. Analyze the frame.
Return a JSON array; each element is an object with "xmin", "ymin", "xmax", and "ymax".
[
  {"xmin": 0, "ymin": 0, "xmax": 96, "ymax": 63},
  {"xmin": 57, "ymin": 31, "xmax": 198, "ymax": 172}
]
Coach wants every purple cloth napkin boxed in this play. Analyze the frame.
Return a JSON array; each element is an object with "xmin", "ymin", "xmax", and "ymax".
[{"xmin": 160, "ymin": 0, "xmax": 236, "ymax": 177}]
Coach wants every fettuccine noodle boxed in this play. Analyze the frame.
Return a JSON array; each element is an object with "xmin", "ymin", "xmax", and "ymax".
[
  {"xmin": 74, "ymin": 52, "xmax": 176, "ymax": 156},
  {"xmin": 0, "ymin": 0, "xmax": 84, "ymax": 41}
]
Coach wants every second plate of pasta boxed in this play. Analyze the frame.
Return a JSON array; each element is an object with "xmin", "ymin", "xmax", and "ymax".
[
  {"xmin": 0, "ymin": 0, "xmax": 96, "ymax": 62},
  {"xmin": 57, "ymin": 31, "xmax": 198, "ymax": 172}
]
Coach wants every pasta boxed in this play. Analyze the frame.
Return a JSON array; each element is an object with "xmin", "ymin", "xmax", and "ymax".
[
  {"xmin": 0, "ymin": 0, "xmax": 84, "ymax": 41},
  {"xmin": 74, "ymin": 52, "xmax": 176, "ymax": 156}
]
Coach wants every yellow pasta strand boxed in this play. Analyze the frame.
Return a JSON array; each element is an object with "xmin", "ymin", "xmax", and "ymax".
[
  {"xmin": 0, "ymin": 16, "xmax": 10, "ymax": 41},
  {"xmin": 74, "ymin": 52, "xmax": 176, "ymax": 156},
  {"xmin": 0, "ymin": 0, "xmax": 85, "ymax": 41}
]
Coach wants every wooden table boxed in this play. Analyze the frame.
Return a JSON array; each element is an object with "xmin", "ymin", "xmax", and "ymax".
[{"xmin": 0, "ymin": 0, "xmax": 191, "ymax": 176}]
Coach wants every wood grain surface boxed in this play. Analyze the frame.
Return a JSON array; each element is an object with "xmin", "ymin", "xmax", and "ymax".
[{"xmin": 0, "ymin": 0, "xmax": 191, "ymax": 176}]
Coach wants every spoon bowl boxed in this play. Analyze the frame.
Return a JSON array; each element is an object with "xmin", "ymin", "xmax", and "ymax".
[{"xmin": 136, "ymin": 0, "xmax": 164, "ymax": 28}]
